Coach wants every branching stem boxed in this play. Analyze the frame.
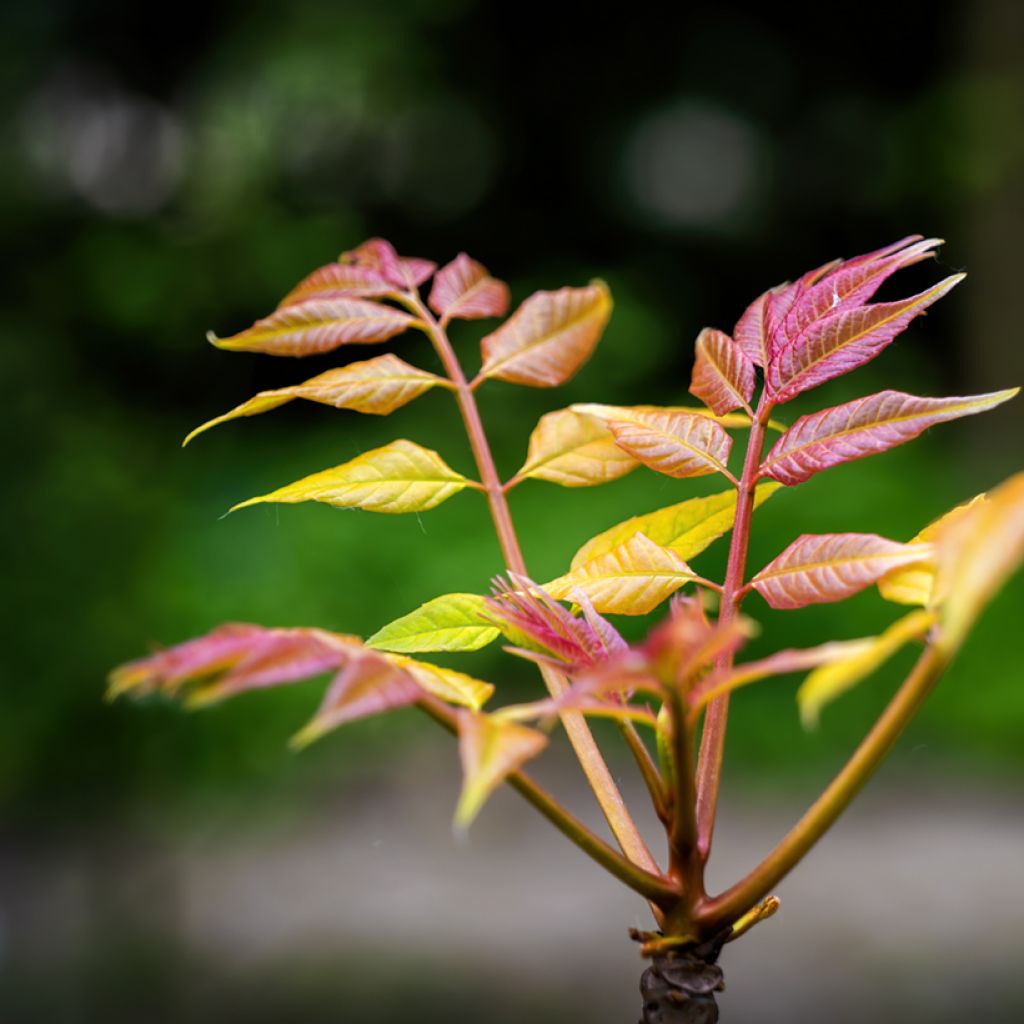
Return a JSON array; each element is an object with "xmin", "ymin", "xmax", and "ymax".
[{"xmin": 402, "ymin": 292, "xmax": 660, "ymax": 877}]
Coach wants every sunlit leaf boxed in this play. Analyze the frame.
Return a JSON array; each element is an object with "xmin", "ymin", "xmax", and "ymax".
[
  {"xmin": 604, "ymin": 409, "xmax": 733, "ymax": 480},
  {"xmin": 382, "ymin": 654, "xmax": 494, "ymax": 710},
  {"xmin": 455, "ymin": 711, "xmax": 548, "ymax": 828},
  {"xmin": 515, "ymin": 408, "xmax": 638, "ymax": 487},
  {"xmin": 571, "ymin": 483, "xmax": 782, "ymax": 569},
  {"xmin": 184, "ymin": 355, "xmax": 450, "ymax": 445},
  {"xmin": 797, "ymin": 609, "xmax": 935, "ymax": 727},
  {"xmin": 478, "ymin": 281, "xmax": 612, "ymax": 387},
  {"xmin": 877, "ymin": 495, "xmax": 986, "ymax": 606},
  {"xmin": 208, "ymin": 298, "xmax": 421, "ymax": 357},
  {"xmin": 545, "ymin": 533, "xmax": 697, "ymax": 615},
  {"xmin": 428, "ymin": 253, "xmax": 510, "ymax": 321},
  {"xmin": 278, "ymin": 263, "xmax": 395, "ymax": 307},
  {"xmin": 108, "ymin": 624, "xmax": 359, "ymax": 702},
  {"xmin": 367, "ymin": 593, "xmax": 499, "ymax": 653},
  {"xmin": 230, "ymin": 439, "xmax": 477, "ymax": 515},
  {"xmin": 688, "ymin": 328, "xmax": 756, "ymax": 415},
  {"xmin": 933, "ymin": 472, "xmax": 1024, "ymax": 649},
  {"xmin": 761, "ymin": 388, "xmax": 1018, "ymax": 486},
  {"xmin": 767, "ymin": 275, "xmax": 965, "ymax": 402},
  {"xmin": 751, "ymin": 533, "xmax": 932, "ymax": 610},
  {"xmin": 291, "ymin": 652, "xmax": 425, "ymax": 749}
]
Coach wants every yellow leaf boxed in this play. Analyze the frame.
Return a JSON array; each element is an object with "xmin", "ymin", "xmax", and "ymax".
[
  {"xmin": 230, "ymin": 439, "xmax": 478, "ymax": 515},
  {"xmin": 797, "ymin": 609, "xmax": 935, "ymax": 727},
  {"xmin": 515, "ymin": 408, "xmax": 638, "ymax": 487},
  {"xmin": 572, "ymin": 402, "xmax": 758, "ymax": 432},
  {"xmin": 455, "ymin": 711, "xmax": 548, "ymax": 828},
  {"xmin": 877, "ymin": 494, "xmax": 986, "ymax": 606},
  {"xmin": 184, "ymin": 355, "xmax": 448, "ymax": 445},
  {"xmin": 604, "ymin": 408, "xmax": 733, "ymax": 480},
  {"xmin": 545, "ymin": 532, "xmax": 696, "ymax": 615},
  {"xmin": 382, "ymin": 654, "xmax": 494, "ymax": 711},
  {"xmin": 571, "ymin": 483, "xmax": 782, "ymax": 569},
  {"xmin": 478, "ymin": 281, "xmax": 612, "ymax": 387},
  {"xmin": 933, "ymin": 472, "xmax": 1024, "ymax": 650}
]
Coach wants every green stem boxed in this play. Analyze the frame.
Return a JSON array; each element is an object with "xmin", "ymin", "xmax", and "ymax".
[
  {"xmin": 417, "ymin": 696, "xmax": 677, "ymax": 907},
  {"xmin": 403, "ymin": 292, "xmax": 660, "ymax": 876},
  {"xmin": 696, "ymin": 642, "xmax": 951, "ymax": 935},
  {"xmin": 692, "ymin": 402, "xmax": 771, "ymax": 862}
]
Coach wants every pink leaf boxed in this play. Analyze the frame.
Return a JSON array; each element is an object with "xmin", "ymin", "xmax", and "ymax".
[
  {"xmin": 767, "ymin": 274, "xmax": 964, "ymax": 402},
  {"xmin": 292, "ymin": 652, "xmax": 425, "ymax": 748},
  {"xmin": 781, "ymin": 237, "xmax": 940, "ymax": 340},
  {"xmin": 761, "ymin": 388, "xmax": 1018, "ymax": 486},
  {"xmin": 455, "ymin": 711, "xmax": 548, "ymax": 827},
  {"xmin": 606, "ymin": 410, "xmax": 733, "ymax": 479},
  {"xmin": 428, "ymin": 253, "xmax": 510, "ymax": 321},
  {"xmin": 688, "ymin": 327, "xmax": 756, "ymax": 415},
  {"xmin": 277, "ymin": 263, "xmax": 395, "ymax": 307},
  {"xmin": 208, "ymin": 298, "xmax": 420, "ymax": 357},
  {"xmin": 108, "ymin": 624, "xmax": 359, "ymax": 702},
  {"xmin": 751, "ymin": 533, "xmax": 932, "ymax": 609},
  {"xmin": 341, "ymin": 237, "xmax": 436, "ymax": 291}
]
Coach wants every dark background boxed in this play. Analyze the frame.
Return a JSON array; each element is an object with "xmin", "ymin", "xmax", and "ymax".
[{"xmin": 2, "ymin": 1, "xmax": 1022, "ymax": 1021}]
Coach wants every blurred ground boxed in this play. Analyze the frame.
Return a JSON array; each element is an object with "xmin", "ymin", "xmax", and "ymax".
[{"xmin": 3, "ymin": 743, "xmax": 1023, "ymax": 1022}]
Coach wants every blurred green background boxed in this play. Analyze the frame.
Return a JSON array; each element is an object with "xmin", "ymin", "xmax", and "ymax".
[{"xmin": 2, "ymin": 1, "xmax": 1022, "ymax": 1021}]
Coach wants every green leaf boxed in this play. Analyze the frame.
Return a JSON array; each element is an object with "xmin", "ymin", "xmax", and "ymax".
[{"xmin": 367, "ymin": 593, "xmax": 499, "ymax": 653}]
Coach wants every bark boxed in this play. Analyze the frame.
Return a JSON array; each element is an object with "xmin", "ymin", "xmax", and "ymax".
[{"xmin": 637, "ymin": 938, "xmax": 725, "ymax": 1024}]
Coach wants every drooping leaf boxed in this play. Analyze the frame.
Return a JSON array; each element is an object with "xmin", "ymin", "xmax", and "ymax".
[
  {"xmin": 455, "ymin": 711, "xmax": 548, "ymax": 828},
  {"xmin": 208, "ymin": 298, "xmax": 420, "ymax": 357},
  {"xmin": 545, "ymin": 533, "xmax": 697, "ymax": 615},
  {"xmin": 751, "ymin": 533, "xmax": 932, "ymax": 610},
  {"xmin": 381, "ymin": 654, "xmax": 494, "ymax": 710},
  {"xmin": 428, "ymin": 253, "xmax": 510, "ymax": 321},
  {"xmin": 183, "ymin": 355, "xmax": 450, "ymax": 445},
  {"xmin": 291, "ymin": 652, "xmax": 426, "ymax": 748},
  {"xmin": 797, "ymin": 609, "xmax": 935, "ymax": 727},
  {"xmin": 478, "ymin": 281, "xmax": 612, "ymax": 387},
  {"xmin": 366, "ymin": 593, "xmax": 499, "ymax": 653},
  {"xmin": 877, "ymin": 495, "xmax": 986, "ymax": 606},
  {"xmin": 688, "ymin": 328, "xmax": 756, "ymax": 415},
  {"xmin": 278, "ymin": 263, "xmax": 395, "ymax": 307},
  {"xmin": 341, "ymin": 237, "xmax": 436, "ymax": 291},
  {"xmin": 761, "ymin": 388, "xmax": 1018, "ymax": 486},
  {"xmin": 571, "ymin": 483, "xmax": 782, "ymax": 569},
  {"xmin": 230, "ymin": 439, "xmax": 477, "ymax": 515},
  {"xmin": 108, "ymin": 624, "xmax": 359, "ymax": 702},
  {"xmin": 932, "ymin": 472, "xmax": 1024, "ymax": 649},
  {"xmin": 515, "ymin": 408, "xmax": 638, "ymax": 487},
  {"xmin": 766, "ymin": 275, "xmax": 965, "ymax": 402},
  {"xmin": 689, "ymin": 637, "xmax": 882, "ymax": 712},
  {"xmin": 484, "ymin": 574, "xmax": 627, "ymax": 668}
]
